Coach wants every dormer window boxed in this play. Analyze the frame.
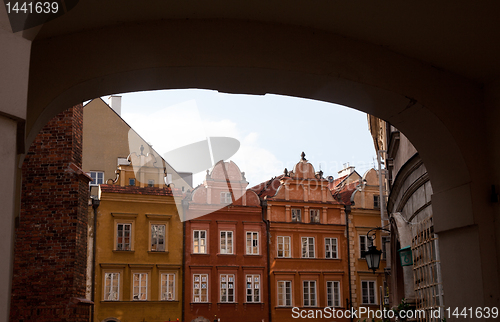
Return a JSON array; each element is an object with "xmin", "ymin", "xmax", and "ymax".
[
  {"xmin": 129, "ymin": 178, "xmax": 136, "ymax": 186},
  {"xmin": 148, "ymin": 179, "xmax": 154, "ymax": 187},
  {"xmin": 220, "ymin": 192, "xmax": 232, "ymax": 204}
]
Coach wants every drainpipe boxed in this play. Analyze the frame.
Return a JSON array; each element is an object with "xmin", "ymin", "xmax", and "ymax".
[
  {"xmin": 90, "ymin": 194, "xmax": 100, "ymax": 322},
  {"xmin": 261, "ymin": 199, "xmax": 271, "ymax": 322},
  {"xmin": 344, "ymin": 204, "xmax": 353, "ymax": 322},
  {"xmin": 181, "ymin": 199, "xmax": 189, "ymax": 322}
]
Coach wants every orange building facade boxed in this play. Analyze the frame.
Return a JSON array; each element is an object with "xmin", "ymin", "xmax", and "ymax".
[
  {"xmin": 252, "ymin": 154, "xmax": 350, "ymax": 322},
  {"xmin": 184, "ymin": 161, "xmax": 268, "ymax": 322}
]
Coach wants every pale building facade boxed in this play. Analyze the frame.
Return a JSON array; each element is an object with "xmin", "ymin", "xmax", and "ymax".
[{"xmin": 368, "ymin": 116, "xmax": 444, "ymax": 321}]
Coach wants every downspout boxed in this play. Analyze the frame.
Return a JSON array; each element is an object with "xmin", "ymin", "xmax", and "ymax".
[
  {"xmin": 90, "ymin": 198, "xmax": 99, "ymax": 322},
  {"xmin": 344, "ymin": 203, "xmax": 353, "ymax": 322},
  {"xmin": 181, "ymin": 199, "xmax": 189, "ymax": 322},
  {"xmin": 261, "ymin": 199, "xmax": 271, "ymax": 322}
]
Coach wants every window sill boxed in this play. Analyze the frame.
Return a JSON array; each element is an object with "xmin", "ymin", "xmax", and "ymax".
[
  {"xmin": 113, "ymin": 250, "xmax": 135, "ymax": 253},
  {"xmin": 243, "ymin": 254, "xmax": 262, "ymax": 257},
  {"xmin": 191, "ymin": 253, "xmax": 210, "ymax": 256},
  {"xmin": 190, "ymin": 302, "xmax": 212, "ymax": 304},
  {"xmin": 217, "ymin": 253, "xmax": 236, "ymax": 256},
  {"xmin": 148, "ymin": 251, "xmax": 169, "ymax": 254}
]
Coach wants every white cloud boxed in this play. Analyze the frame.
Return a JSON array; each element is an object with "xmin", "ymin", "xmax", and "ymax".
[{"xmin": 122, "ymin": 101, "xmax": 282, "ymax": 188}]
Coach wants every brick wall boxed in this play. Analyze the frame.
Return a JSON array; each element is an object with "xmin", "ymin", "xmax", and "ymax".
[{"xmin": 10, "ymin": 105, "xmax": 92, "ymax": 322}]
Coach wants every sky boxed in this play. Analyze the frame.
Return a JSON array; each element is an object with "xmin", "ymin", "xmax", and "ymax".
[{"xmin": 110, "ymin": 89, "xmax": 377, "ymax": 188}]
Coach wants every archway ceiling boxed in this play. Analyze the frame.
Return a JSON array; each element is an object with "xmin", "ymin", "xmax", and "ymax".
[{"xmin": 32, "ymin": 0, "xmax": 500, "ymax": 83}]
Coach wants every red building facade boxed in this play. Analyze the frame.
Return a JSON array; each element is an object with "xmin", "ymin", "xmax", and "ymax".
[{"xmin": 184, "ymin": 161, "xmax": 268, "ymax": 322}]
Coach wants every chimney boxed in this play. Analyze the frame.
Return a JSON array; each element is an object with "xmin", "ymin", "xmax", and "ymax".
[
  {"xmin": 338, "ymin": 162, "xmax": 355, "ymax": 177},
  {"xmin": 108, "ymin": 95, "xmax": 122, "ymax": 116}
]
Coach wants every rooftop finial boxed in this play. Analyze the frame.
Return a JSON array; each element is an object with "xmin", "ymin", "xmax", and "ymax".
[
  {"xmin": 284, "ymin": 168, "xmax": 289, "ymax": 176},
  {"xmin": 140, "ymin": 144, "xmax": 145, "ymax": 155},
  {"xmin": 301, "ymin": 151, "xmax": 306, "ymax": 161}
]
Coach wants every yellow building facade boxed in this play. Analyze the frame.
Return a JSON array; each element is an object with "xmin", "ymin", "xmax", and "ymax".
[
  {"xmin": 83, "ymin": 97, "xmax": 186, "ymax": 322},
  {"xmin": 92, "ymin": 155, "xmax": 184, "ymax": 322},
  {"xmin": 330, "ymin": 167, "xmax": 388, "ymax": 314}
]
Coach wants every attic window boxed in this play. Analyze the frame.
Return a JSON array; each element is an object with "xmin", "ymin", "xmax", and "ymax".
[
  {"xmin": 220, "ymin": 192, "xmax": 232, "ymax": 204},
  {"xmin": 373, "ymin": 195, "xmax": 380, "ymax": 209},
  {"xmin": 148, "ymin": 179, "xmax": 154, "ymax": 187},
  {"xmin": 291, "ymin": 209, "xmax": 302, "ymax": 222}
]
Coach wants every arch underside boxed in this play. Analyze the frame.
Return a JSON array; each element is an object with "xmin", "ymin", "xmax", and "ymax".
[{"xmin": 24, "ymin": 18, "xmax": 498, "ymax": 308}]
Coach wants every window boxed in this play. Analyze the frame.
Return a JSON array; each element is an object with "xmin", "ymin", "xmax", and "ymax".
[
  {"xmin": 373, "ymin": 195, "xmax": 380, "ymax": 208},
  {"xmin": 161, "ymin": 273, "xmax": 175, "ymax": 301},
  {"xmin": 220, "ymin": 231, "xmax": 233, "ymax": 254},
  {"xmin": 116, "ymin": 223, "xmax": 132, "ymax": 250},
  {"xmin": 220, "ymin": 192, "xmax": 232, "ymax": 204},
  {"xmin": 246, "ymin": 275, "xmax": 260, "ymax": 302},
  {"xmin": 133, "ymin": 273, "xmax": 148, "ymax": 300},
  {"xmin": 303, "ymin": 281, "xmax": 317, "ymax": 307},
  {"xmin": 193, "ymin": 274, "xmax": 208, "ymax": 302},
  {"xmin": 310, "ymin": 209, "xmax": 320, "ymax": 223},
  {"xmin": 104, "ymin": 273, "xmax": 120, "ymax": 301},
  {"xmin": 193, "ymin": 230, "xmax": 207, "ymax": 254},
  {"xmin": 382, "ymin": 236, "xmax": 390, "ymax": 260},
  {"xmin": 325, "ymin": 238, "xmax": 338, "ymax": 259},
  {"xmin": 277, "ymin": 236, "xmax": 291, "ymax": 258},
  {"xmin": 246, "ymin": 232, "xmax": 259, "ymax": 254},
  {"xmin": 360, "ymin": 235, "xmax": 368, "ymax": 258},
  {"xmin": 151, "ymin": 224, "xmax": 166, "ymax": 251},
  {"xmin": 301, "ymin": 237, "xmax": 315, "ymax": 258},
  {"xmin": 327, "ymin": 281, "xmax": 341, "ymax": 307},
  {"xmin": 291, "ymin": 208, "xmax": 302, "ymax": 222},
  {"xmin": 148, "ymin": 179, "xmax": 154, "ymax": 187},
  {"xmin": 220, "ymin": 274, "xmax": 235, "ymax": 302},
  {"xmin": 361, "ymin": 281, "xmax": 376, "ymax": 304},
  {"xmin": 277, "ymin": 281, "xmax": 292, "ymax": 306},
  {"xmin": 129, "ymin": 178, "xmax": 135, "ymax": 186},
  {"xmin": 89, "ymin": 171, "xmax": 104, "ymax": 185}
]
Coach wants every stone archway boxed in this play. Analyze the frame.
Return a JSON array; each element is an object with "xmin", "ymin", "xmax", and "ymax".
[{"xmin": 2, "ymin": 12, "xmax": 499, "ymax": 320}]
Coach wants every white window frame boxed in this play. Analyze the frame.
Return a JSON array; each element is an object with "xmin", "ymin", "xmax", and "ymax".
[
  {"xmin": 361, "ymin": 280, "xmax": 377, "ymax": 305},
  {"xmin": 291, "ymin": 208, "xmax": 302, "ymax": 222},
  {"xmin": 193, "ymin": 230, "xmax": 207, "ymax": 254},
  {"xmin": 303, "ymin": 280, "xmax": 317, "ymax": 307},
  {"xmin": 277, "ymin": 236, "xmax": 291, "ymax": 258},
  {"xmin": 116, "ymin": 223, "xmax": 132, "ymax": 251},
  {"xmin": 246, "ymin": 231, "xmax": 259, "ymax": 255},
  {"xmin": 193, "ymin": 274, "xmax": 209, "ymax": 303},
  {"xmin": 310, "ymin": 209, "xmax": 320, "ymax": 223},
  {"xmin": 220, "ymin": 191, "xmax": 232, "ymax": 204},
  {"xmin": 327, "ymin": 281, "xmax": 341, "ymax": 307},
  {"xmin": 325, "ymin": 237, "xmax": 338, "ymax": 259},
  {"xmin": 132, "ymin": 273, "xmax": 148, "ymax": 301},
  {"xmin": 360, "ymin": 235, "xmax": 368, "ymax": 258},
  {"xmin": 277, "ymin": 280, "xmax": 292, "ymax": 307},
  {"xmin": 151, "ymin": 224, "xmax": 166, "ymax": 252},
  {"xmin": 103, "ymin": 272, "xmax": 120, "ymax": 301},
  {"xmin": 89, "ymin": 171, "xmax": 104, "ymax": 185},
  {"xmin": 160, "ymin": 273, "xmax": 176, "ymax": 301},
  {"xmin": 301, "ymin": 237, "xmax": 315, "ymax": 258},
  {"xmin": 246, "ymin": 274, "xmax": 261, "ymax": 303},
  {"xmin": 220, "ymin": 231, "xmax": 233, "ymax": 254},
  {"xmin": 220, "ymin": 274, "xmax": 235, "ymax": 303}
]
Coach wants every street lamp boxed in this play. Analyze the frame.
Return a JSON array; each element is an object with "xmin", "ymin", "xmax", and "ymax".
[{"xmin": 362, "ymin": 227, "xmax": 390, "ymax": 273}]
